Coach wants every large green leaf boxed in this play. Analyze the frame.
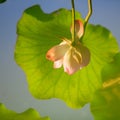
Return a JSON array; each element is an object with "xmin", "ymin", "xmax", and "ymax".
[
  {"xmin": 14, "ymin": 5, "xmax": 119, "ymax": 108},
  {"xmin": 90, "ymin": 53, "xmax": 120, "ymax": 120},
  {"xmin": 0, "ymin": 103, "xmax": 50, "ymax": 120}
]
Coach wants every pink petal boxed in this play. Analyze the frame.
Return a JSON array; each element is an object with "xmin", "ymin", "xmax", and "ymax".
[
  {"xmin": 63, "ymin": 47, "xmax": 82, "ymax": 75},
  {"xmin": 53, "ymin": 59, "xmax": 63, "ymax": 68},
  {"xmin": 46, "ymin": 41, "xmax": 69, "ymax": 62},
  {"xmin": 71, "ymin": 20, "xmax": 84, "ymax": 39}
]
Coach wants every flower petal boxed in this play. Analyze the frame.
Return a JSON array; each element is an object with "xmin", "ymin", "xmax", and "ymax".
[
  {"xmin": 76, "ymin": 43, "xmax": 90, "ymax": 68},
  {"xmin": 71, "ymin": 20, "xmax": 84, "ymax": 39},
  {"xmin": 46, "ymin": 41, "xmax": 69, "ymax": 61},
  {"xmin": 63, "ymin": 47, "xmax": 82, "ymax": 75},
  {"xmin": 53, "ymin": 59, "xmax": 63, "ymax": 68}
]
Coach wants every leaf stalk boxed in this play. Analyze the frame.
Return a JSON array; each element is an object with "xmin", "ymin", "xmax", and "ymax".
[{"xmin": 71, "ymin": 0, "xmax": 75, "ymax": 43}]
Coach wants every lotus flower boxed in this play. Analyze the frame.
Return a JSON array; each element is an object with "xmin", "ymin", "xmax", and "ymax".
[{"xmin": 46, "ymin": 20, "xmax": 90, "ymax": 75}]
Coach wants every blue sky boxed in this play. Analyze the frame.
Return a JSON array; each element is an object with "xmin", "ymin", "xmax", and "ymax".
[{"xmin": 0, "ymin": 0, "xmax": 120, "ymax": 120}]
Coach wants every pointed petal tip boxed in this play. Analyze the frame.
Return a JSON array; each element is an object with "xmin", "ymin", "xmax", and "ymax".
[
  {"xmin": 46, "ymin": 50, "xmax": 55, "ymax": 61},
  {"xmin": 46, "ymin": 42, "xmax": 69, "ymax": 62},
  {"xmin": 64, "ymin": 69, "xmax": 75, "ymax": 75},
  {"xmin": 64, "ymin": 66, "xmax": 80, "ymax": 75}
]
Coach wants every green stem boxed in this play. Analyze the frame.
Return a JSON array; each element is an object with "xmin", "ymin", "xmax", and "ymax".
[
  {"xmin": 103, "ymin": 78, "xmax": 120, "ymax": 89},
  {"xmin": 84, "ymin": 0, "xmax": 92, "ymax": 30},
  {"xmin": 71, "ymin": 0, "xmax": 75, "ymax": 43}
]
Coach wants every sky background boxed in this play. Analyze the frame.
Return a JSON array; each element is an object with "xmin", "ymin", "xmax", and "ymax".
[{"xmin": 0, "ymin": 0, "xmax": 120, "ymax": 120}]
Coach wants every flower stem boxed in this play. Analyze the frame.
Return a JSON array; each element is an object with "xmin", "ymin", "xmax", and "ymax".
[
  {"xmin": 71, "ymin": 0, "xmax": 75, "ymax": 43},
  {"xmin": 84, "ymin": 0, "xmax": 92, "ymax": 30}
]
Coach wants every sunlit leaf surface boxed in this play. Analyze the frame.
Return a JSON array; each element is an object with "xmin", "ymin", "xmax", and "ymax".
[
  {"xmin": 14, "ymin": 5, "xmax": 119, "ymax": 108},
  {"xmin": 91, "ymin": 53, "xmax": 120, "ymax": 120},
  {"xmin": 0, "ymin": 103, "xmax": 50, "ymax": 120}
]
